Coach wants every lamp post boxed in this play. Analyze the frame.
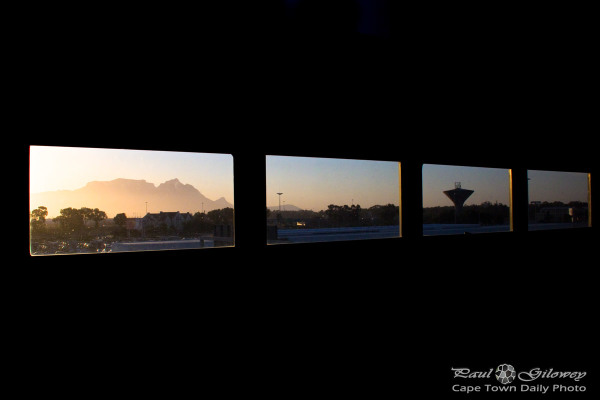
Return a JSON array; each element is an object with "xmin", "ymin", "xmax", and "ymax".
[{"xmin": 277, "ymin": 193, "xmax": 283, "ymax": 212}]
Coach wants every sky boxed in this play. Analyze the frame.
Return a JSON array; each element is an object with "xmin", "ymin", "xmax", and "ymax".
[
  {"xmin": 423, "ymin": 164, "xmax": 510, "ymax": 208},
  {"xmin": 527, "ymin": 170, "xmax": 589, "ymax": 204},
  {"xmin": 30, "ymin": 147, "xmax": 589, "ymax": 214},
  {"xmin": 266, "ymin": 156, "xmax": 399, "ymax": 211},
  {"xmin": 29, "ymin": 146, "xmax": 234, "ymax": 203},
  {"xmin": 423, "ymin": 165, "xmax": 589, "ymax": 208}
]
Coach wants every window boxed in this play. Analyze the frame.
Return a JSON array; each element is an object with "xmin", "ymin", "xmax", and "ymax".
[
  {"xmin": 423, "ymin": 164, "xmax": 511, "ymax": 235},
  {"xmin": 266, "ymin": 156, "xmax": 400, "ymax": 244},
  {"xmin": 527, "ymin": 170, "xmax": 590, "ymax": 230},
  {"xmin": 29, "ymin": 146, "xmax": 234, "ymax": 255}
]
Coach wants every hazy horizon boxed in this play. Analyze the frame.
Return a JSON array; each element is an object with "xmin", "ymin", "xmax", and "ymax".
[
  {"xmin": 30, "ymin": 176, "xmax": 221, "ymax": 195},
  {"xmin": 30, "ymin": 146, "xmax": 234, "ymax": 218},
  {"xmin": 266, "ymin": 156, "xmax": 399, "ymax": 212},
  {"xmin": 30, "ymin": 146, "xmax": 234, "ymax": 199},
  {"xmin": 30, "ymin": 147, "xmax": 588, "ymax": 218}
]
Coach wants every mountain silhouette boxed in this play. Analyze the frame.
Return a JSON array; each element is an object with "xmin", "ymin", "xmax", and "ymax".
[
  {"xmin": 267, "ymin": 204, "xmax": 303, "ymax": 212},
  {"xmin": 30, "ymin": 178, "xmax": 233, "ymax": 218}
]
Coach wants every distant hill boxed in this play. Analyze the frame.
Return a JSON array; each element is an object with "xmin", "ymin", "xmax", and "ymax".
[
  {"xmin": 267, "ymin": 204, "xmax": 303, "ymax": 212},
  {"xmin": 30, "ymin": 178, "xmax": 233, "ymax": 218}
]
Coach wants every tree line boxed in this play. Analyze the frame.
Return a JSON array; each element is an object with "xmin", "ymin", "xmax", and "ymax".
[
  {"xmin": 423, "ymin": 201, "xmax": 588, "ymax": 225},
  {"xmin": 183, "ymin": 209, "xmax": 234, "ymax": 235},
  {"xmin": 268, "ymin": 204, "xmax": 399, "ymax": 229},
  {"xmin": 30, "ymin": 205, "xmax": 234, "ymax": 239},
  {"xmin": 528, "ymin": 201, "xmax": 588, "ymax": 223},
  {"xmin": 30, "ymin": 206, "xmax": 107, "ymax": 235},
  {"xmin": 269, "ymin": 202, "xmax": 511, "ymax": 227},
  {"xmin": 423, "ymin": 201, "xmax": 509, "ymax": 225}
]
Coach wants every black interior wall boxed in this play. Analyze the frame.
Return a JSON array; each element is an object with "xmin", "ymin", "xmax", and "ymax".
[{"xmin": 22, "ymin": 2, "xmax": 596, "ymax": 397}]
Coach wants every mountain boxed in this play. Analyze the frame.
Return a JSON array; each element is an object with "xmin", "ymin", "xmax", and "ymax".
[
  {"xmin": 267, "ymin": 204, "xmax": 303, "ymax": 212},
  {"xmin": 30, "ymin": 178, "xmax": 233, "ymax": 218}
]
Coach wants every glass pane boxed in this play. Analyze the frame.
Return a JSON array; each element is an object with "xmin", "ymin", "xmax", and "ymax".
[
  {"xmin": 528, "ymin": 170, "xmax": 590, "ymax": 230},
  {"xmin": 266, "ymin": 156, "xmax": 400, "ymax": 244},
  {"xmin": 29, "ymin": 146, "xmax": 234, "ymax": 255},
  {"xmin": 423, "ymin": 164, "xmax": 510, "ymax": 235}
]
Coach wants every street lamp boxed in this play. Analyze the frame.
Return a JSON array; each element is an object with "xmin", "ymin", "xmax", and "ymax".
[{"xmin": 277, "ymin": 193, "xmax": 283, "ymax": 212}]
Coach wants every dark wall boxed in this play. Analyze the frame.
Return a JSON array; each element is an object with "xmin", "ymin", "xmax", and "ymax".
[{"xmin": 22, "ymin": 3, "xmax": 595, "ymax": 397}]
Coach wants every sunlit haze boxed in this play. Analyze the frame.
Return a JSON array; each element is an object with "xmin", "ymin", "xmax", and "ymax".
[{"xmin": 30, "ymin": 146, "xmax": 234, "ymax": 216}]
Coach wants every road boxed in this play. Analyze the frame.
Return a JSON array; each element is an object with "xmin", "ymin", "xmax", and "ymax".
[
  {"xmin": 273, "ymin": 223, "xmax": 588, "ymax": 243},
  {"xmin": 275, "ymin": 226, "xmax": 399, "ymax": 244}
]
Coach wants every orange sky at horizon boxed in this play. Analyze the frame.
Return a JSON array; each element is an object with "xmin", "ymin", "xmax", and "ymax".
[{"xmin": 29, "ymin": 146, "xmax": 235, "ymax": 202}]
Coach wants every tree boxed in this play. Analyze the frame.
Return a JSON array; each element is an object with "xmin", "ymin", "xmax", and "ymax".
[
  {"xmin": 113, "ymin": 213, "xmax": 128, "ymax": 238},
  {"xmin": 325, "ymin": 204, "xmax": 361, "ymax": 227},
  {"xmin": 80, "ymin": 207, "xmax": 93, "ymax": 225},
  {"xmin": 54, "ymin": 207, "xmax": 84, "ymax": 233},
  {"xmin": 114, "ymin": 213, "xmax": 127, "ymax": 227},
  {"xmin": 79, "ymin": 207, "xmax": 106, "ymax": 227},
  {"xmin": 31, "ymin": 206, "xmax": 48, "ymax": 222},
  {"xmin": 90, "ymin": 208, "xmax": 107, "ymax": 228},
  {"xmin": 183, "ymin": 212, "xmax": 212, "ymax": 235},
  {"xmin": 53, "ymin": 207, "xmax": 108, "ymax": 233},
  {"xmin": 207, "ymin": 208, "xmax": 234, "ymax": 225},
  {"xmin": 369, "ymin": 204, "xmax": 398, "ymax": 226},
  {"xmin": 30, "ymin": 206, "xmax": 48, "ymax": 234}
]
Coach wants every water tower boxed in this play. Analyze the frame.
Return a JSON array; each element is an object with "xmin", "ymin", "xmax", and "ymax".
[{"xmin": 443, "ymin": 182, "xmax": 474, "ymax": 223}]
